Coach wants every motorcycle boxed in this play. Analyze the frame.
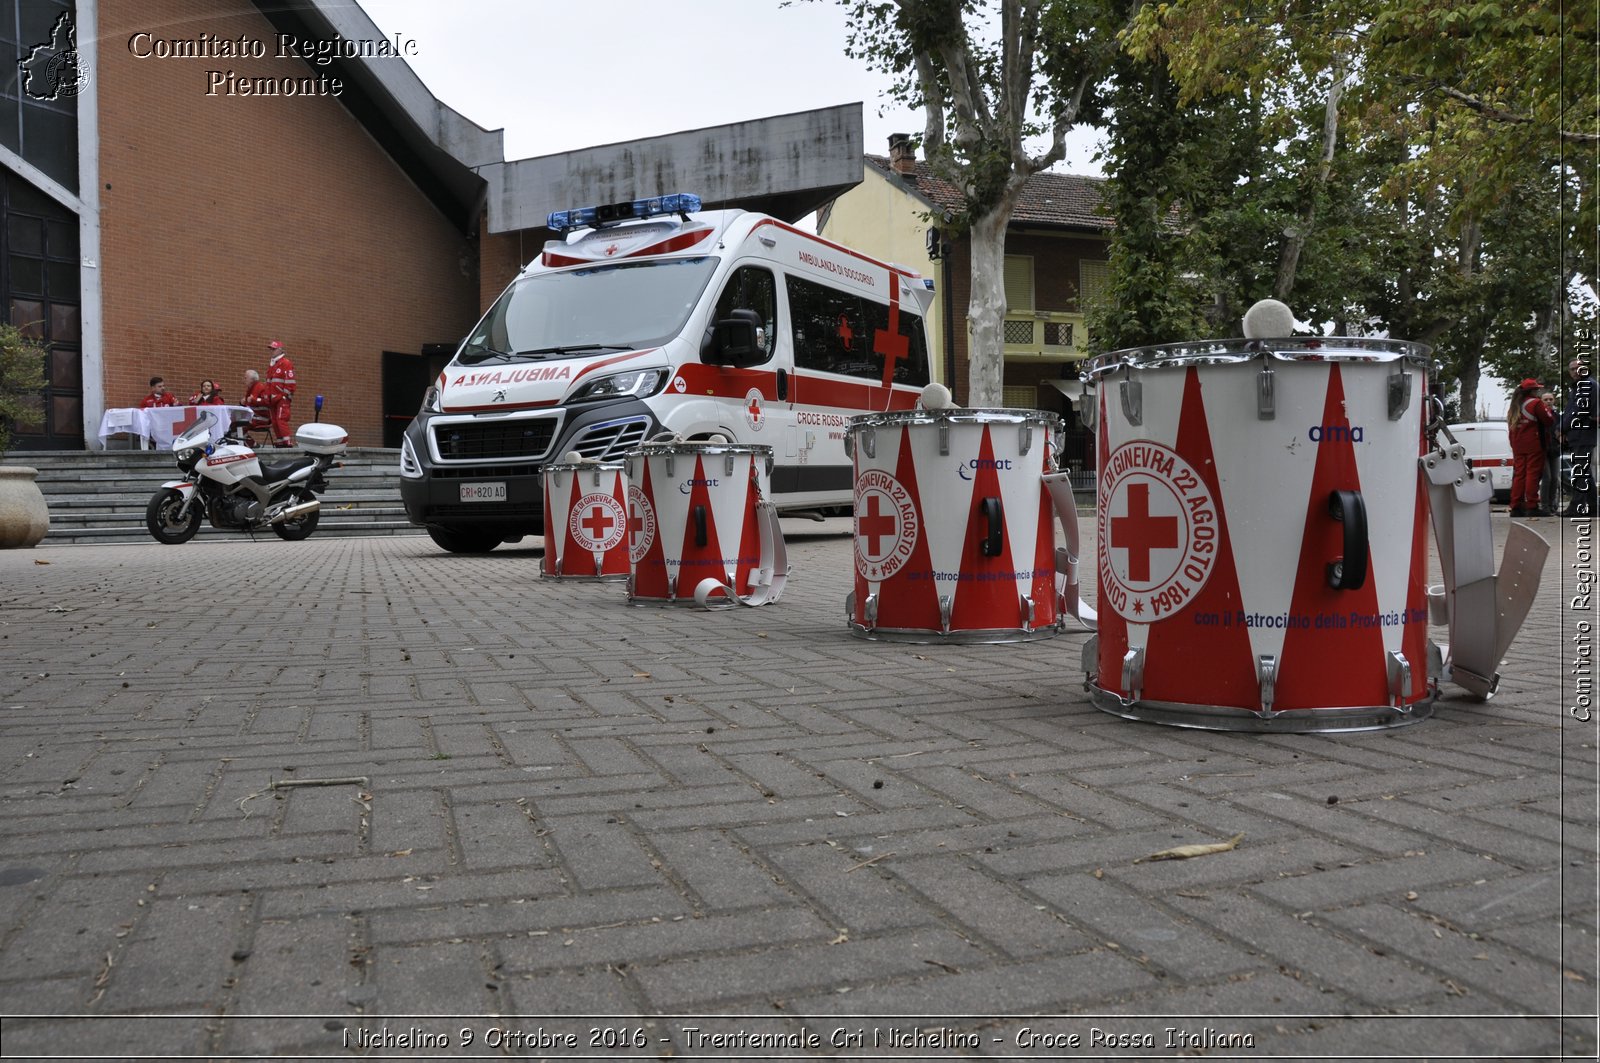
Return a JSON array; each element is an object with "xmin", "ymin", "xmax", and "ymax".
[{"xmin": 144, "ymin": 409, "xmax": 348, "ymax": 544}]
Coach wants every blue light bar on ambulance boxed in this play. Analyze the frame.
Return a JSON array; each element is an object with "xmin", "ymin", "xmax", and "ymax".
[{"xmin": 547, "ymin": 193, "xmax": 703, "ymax": 233}]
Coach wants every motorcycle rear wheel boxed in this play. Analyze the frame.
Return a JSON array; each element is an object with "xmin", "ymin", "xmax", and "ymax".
[
  {"xmin": 272, "ymin": 488, "xmax": 320, "ymax": 541},
  {"xmin": 146, "ymin": 489, "xmax": 202, "ymax": 544}
]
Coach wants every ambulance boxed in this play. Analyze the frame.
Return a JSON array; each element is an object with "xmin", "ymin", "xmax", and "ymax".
[{"xmin": 400, "ymin": 193, "xmax": 936, "ymax": 553}]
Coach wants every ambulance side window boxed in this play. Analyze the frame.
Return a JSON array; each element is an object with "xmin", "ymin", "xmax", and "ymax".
[
  {"xmin": 710, "ymin": 266, "xmax": 777, "ymax": 363},
  {"xmin": 786, "ymin": 274, "xmax": 930, "ymax": 386}
]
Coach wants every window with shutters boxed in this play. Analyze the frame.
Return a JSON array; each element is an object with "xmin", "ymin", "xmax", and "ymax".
[{"xmin": 1079, "ymin": 259, "xmax": 1110, "ymax": 312}]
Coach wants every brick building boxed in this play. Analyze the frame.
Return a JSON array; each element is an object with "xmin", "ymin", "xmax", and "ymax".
[{"xmin": 5, "ymin": 0, "xmax": 861, "ymax": 450}]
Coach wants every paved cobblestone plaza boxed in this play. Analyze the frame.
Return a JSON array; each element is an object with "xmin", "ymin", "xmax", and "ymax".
[{"xmin": 0, "ymin": 515, "xmax": 1594, "ymax": 1058}]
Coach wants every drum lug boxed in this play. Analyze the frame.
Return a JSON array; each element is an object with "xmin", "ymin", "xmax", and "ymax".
[
  {"xmin": 938, "ymin": 421, "xmax": 950, "ymax": 455},
  {"xmin": 1426, "ymin": 639, "xmax": 1445, "ymax": 682},
  {"xmin": 844, "ymin": 431, "xmax": 854, "ymax": 459},
  {"xmin": 589, "ymin": 466, "xmax": 603, "ymax": 489},
  {"xmin": 551, "ymin": 467, "xmax": 567, "ymax": 489},
  {"xmin": 1256, "ymin": 654, "xmax": 1278, "ymax": 717},
  {"xmin": 665, "ymin": 454, "xmax": 676, "ymax": 478},
  {"xmin": 724, "ymin": 453, "xmax": 735, "ymax": 477},
  {"xmin": 1386, "ymin": 650, "xmax": 1413, "ymax": 709},
  {"xmin": 625, "ymin": 572, "xmax": 636, "ymax": 600},
  {"xmin": 862, "ymin": 425, "xmax": 876, "ymax": 459},
  {"xmin": 1020, "ymin": 593, "xmax": 1035, "ymax": 633},
  {"xmin": 666, "ymin": 574, "xmax": 678, "ymax": 601},
  {"xmin": 939, "ymin": 594, "xmax": 953, "ymax": 633},
  {"xmin": 1081, "ymin": 383, "xmax": 1097, "ymax": 429},
  {"xmin": 1019, "ymin": 423, "xmax": 1032, "ymax": 456},
  {"xmin": 1121, "ymin": 647, "xmax": 1145, "ymax": 704},
  {"xmin": 864, "ymin": 592, "xmax": 878, "ymax": 628},
  {"xmin": 1387, "ymin": 365, "xmax": 1412, "ymax": 420},
  {"xmin": 553, "ymin": 555, "xmax": 563, "ymax": 576},
  {"xmin": 1081, "ymin": 635, "xmax": 1098, "ymax": 678},
  {"xmin": 625, "ymin": 456, "xmax": 638, "ymax": 481},
  {"xmin": 1119, "ymin": 379, "xmax": 1143, "ymax": 426},
  {"xmin": 1257, "ymin": 363, "xmax": 1276, "ymax": 420}
]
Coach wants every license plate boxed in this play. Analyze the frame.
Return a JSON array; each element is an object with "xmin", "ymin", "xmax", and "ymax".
[{"xmin": 459, "ymin": 482, "xmax": 507, "ymax": 502}]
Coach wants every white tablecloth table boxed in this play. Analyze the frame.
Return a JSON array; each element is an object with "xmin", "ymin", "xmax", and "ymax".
[{"xmin": 97, "ymin": 406, "xmax": 256, "ymax": 449}]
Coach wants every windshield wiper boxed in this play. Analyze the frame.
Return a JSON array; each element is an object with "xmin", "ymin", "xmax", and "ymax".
[
  {"xmin": 517, "ymin": 344, "xmax": 631, "ymax": 358},
  {"xmin": 456, "ymin": 343, "xmax": 514, "ymax": 365}
]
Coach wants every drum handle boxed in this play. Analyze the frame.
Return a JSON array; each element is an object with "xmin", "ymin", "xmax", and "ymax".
[
  {"xmin": 693, "ymin": 504, "xmax": 708, "ymax": 548},
  {"xmin": 1326, "ymin": 490, "xmax": 1369, "ymax": 590},
  {"xmin": 979, "ymin": 497, "xmax": 1004, "ymax": 557}
]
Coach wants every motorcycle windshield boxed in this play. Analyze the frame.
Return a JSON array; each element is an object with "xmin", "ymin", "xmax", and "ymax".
[{"xmin": 173, "ymin": 411, "xmax": 216, "ymax": 449}]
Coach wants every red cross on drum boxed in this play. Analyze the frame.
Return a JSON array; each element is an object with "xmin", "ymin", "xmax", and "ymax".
[
  {"xmin": 1083, "ymin": 338, "xmax": 1437, "ymax": 732},
  {"xmin": 845, "ymin": 407, "xmax": 1069, "ymax": 642},
  {"xmin": 541, "ymin": 460, "xmax": 630, "ymax": 581}
]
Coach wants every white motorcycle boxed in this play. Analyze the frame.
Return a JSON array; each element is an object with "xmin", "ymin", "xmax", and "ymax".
[{"xmin": 144, "ymin": 409, "xmax": 348, "ymax": 544}]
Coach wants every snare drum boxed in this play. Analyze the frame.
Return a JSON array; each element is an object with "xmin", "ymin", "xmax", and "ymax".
[
  {"xmin": 1083, "ymin": 338, "xmax": 1435, "ymax": 731},
  {"xmin": 845, "ymin": 408, "xmax": 1065, "ymax": 642},
  {"xmin": 541, "ymin": 460, "xmax": 630, "ymax": 581},
  {"xmin": 625, "ymin": 441, "xmax": 778, "ymax": 605}
]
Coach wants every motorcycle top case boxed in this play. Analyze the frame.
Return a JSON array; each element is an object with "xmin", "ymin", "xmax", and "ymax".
[{"xmin": 295, "ymin": 424, "xmax": 348, "ymax": 455}]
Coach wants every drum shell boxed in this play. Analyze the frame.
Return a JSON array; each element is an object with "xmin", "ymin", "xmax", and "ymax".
[
  {"xmin": 846, "ymin": 408, "xmax": 1063, "ymax": 642},
  {"xmin": 625, "ymin": 442, "xmax": 773, "ymax": 604},
  {"xmin": 1086, "ymin": 344, "xmax": 1435, "ymax": 730},
  {"xmin": 540, "ymin": 461, "xmax": 630, "ymax": 581}
]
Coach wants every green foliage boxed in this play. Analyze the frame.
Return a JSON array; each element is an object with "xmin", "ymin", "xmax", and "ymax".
[
  {"xmin": 0, "ymin": 323, "xmax": 47, "ymax": 457},
  {"xmin": 1099, "ymin": 0, "xmax": 1594, "ymax": 409}
]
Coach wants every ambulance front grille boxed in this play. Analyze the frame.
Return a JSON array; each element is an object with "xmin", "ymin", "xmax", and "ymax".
[
  {"xmin": 570, "ymin": 417, "xmax": 651, "ymax": 461},
  {"xmin": 431, "ymin": 417, "xmax": 557, "ymax": 462}
]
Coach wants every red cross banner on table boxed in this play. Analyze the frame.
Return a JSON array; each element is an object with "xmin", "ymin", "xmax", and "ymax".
[
  {"xmin": 541, "ymin": 459, "xmax": 630, "ymax": 581},
  {"xmin": 624, "ymin": 438, "xmax": 786, "ymax": 608},
  {"xmin": 97, "ymin": 405, "xmax": 255, "ymax": 448},
  {"xmin": 844, "ymin": 407, "xmax": 1075, "ymax": 643}
]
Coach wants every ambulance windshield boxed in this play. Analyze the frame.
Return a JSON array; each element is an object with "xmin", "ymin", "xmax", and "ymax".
[{"xmin": 459, "ymin": 257, "xmax": 718, "ymax": 364}]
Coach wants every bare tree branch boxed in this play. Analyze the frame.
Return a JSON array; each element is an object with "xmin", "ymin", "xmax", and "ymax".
[{"xmin": 1434, "ymin": 84, "xmax": 1600, "ymax": 144}]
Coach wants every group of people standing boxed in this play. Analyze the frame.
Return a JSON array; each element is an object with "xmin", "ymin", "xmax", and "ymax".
[
  {"xmin": 137, "ymin": 341, "xmax": 298, "ymax": 447},
  {"xmin": 1510, "ymin": 359, "xmax": 1595, "ymax": 518}
]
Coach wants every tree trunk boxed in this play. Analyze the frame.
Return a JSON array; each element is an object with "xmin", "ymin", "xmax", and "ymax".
[
  {"xmin": 1275, "ymin": 58, "xmax": 1344, "ymax": 301},
  {"xmin": 966, "ymin": 206, "xmax": 1011, "ymax": 406},
  {"xmin": 1458, "ymin": 356, "xmax": 1481, "ymax": 422}
]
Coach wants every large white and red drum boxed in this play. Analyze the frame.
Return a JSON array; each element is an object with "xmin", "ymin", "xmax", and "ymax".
[
  {"xmin": 845, "ymin": 408, "xmax": 1065, "ymax": 642},
  {"xmin": 1084, "ymin": 338, "xmax": 1436, "ymax": 731},
  {"xmin": 541, "ymin": 460, "xmax": 630, "ymax": 581},
  {"xmin": 625, "ymin": 441, "xmax": 774, "ymax": 605}
]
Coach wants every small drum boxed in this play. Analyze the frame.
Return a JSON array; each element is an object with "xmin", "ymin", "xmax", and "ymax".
[
  {"xmin": 1082, "ymin": 337, "xmax": 1436, "ymax": 731},
  {"xmin": 845, "ymin": 408, "xmax": 1067, "ymax": 642},
  {"xmin": 625, "ymin": 440, "xmax": 783, "ymax": 606},
  {"xmin": 541, "ymin": 460, "xmax": 630, "ymax": 581}
]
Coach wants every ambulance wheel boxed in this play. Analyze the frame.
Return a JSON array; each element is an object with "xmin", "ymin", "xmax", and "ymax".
[
  {"xmin": 272, "ymin": 489, "xmax": 320, "ymax": 542},
  {"xmin": 145, "ymin": 489, "xmax": 202, "ymax": 545},
  {"xmin": 427, "ymin": 527, "xmax": 502, "ymax": 553}
]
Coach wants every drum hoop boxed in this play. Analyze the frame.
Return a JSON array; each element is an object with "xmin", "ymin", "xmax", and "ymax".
[
  {"xmin": 630, "ymin": 443, "xmax": 773, "ymax": 458},
  {"xmin": 848, "ymin": 408, "xmax": 1064, "ymax": 431},
  {"xmin": 541, "ymin": 460, "xmax": 626, "ymax": 475},
  {"xmin": 1081, "ymin": 338, "xmax": 1432, "ymax": 381}
]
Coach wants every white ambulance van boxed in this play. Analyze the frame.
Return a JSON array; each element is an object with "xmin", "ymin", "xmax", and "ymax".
[{"xmin": 400, "ymin": 193, "xmax": 936, "ymax": 552}]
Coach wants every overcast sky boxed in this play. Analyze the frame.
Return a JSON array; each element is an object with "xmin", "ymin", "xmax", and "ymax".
[{"xmin": 354, "ymin": 0, "xmax": 1105, "ymax": 173}]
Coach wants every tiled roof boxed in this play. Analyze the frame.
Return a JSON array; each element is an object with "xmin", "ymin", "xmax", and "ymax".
[{"xmin": 865, "ymin": 155, "xmax": 1110, "ymax": 231}]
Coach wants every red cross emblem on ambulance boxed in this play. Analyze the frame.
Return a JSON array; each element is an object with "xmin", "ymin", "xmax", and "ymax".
[{"xmin": 743, "ymin": 388, "xmax": 765, "ymax": 432}]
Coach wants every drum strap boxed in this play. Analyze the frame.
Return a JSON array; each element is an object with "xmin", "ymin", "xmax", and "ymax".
[
  {"xmin": 1043, "ymin": 471, "xmax": 1097, "ymax": 629},
  {"xmin": 1422, "ymin": 443, "xmax": 1548, "ymax": 698},
  {"xmin": 692, "ymin": 500, "xmax": 789, "ymax": 609}
]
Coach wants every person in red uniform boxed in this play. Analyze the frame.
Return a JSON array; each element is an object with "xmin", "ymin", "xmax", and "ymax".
[
  {"xmin": 188, "ymin": 379, "xmax": 225, "ymax": 406},
  {"xmin": 1508, "ymin": 377, "xmax": 1555, "ymax": 518},
  {"xmin": 241, "ymin": 369, "xmax": 271, "ymax": 443},
  {"xmin": 139, "ymin": 376, "xmax": 178, "ymax": 408},
  {"xmin": 265, "ymin": 340, "xmax": 296, "ymax": 447}
]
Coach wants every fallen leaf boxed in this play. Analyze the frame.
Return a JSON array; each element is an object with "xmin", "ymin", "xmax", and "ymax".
[
  {"xmin": 387, "ymin": 848, "xmax": 413, "ymax": 857},
  {"xmin": 829, "ymin": 929, "xmax": 849, "ymax": 945},
  {"xmin": 633, "ymin": 672, "xmax": 651, "ymax": 679},
  {"xmin": 33, "ymin": 559, "xmax": 49, "ymax": 565},
  {"xmin": 1137, "ymin": 833, "xmax": 1245, "ymax": 863}
]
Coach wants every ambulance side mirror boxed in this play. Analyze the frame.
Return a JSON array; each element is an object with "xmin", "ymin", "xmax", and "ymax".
[{"xmin": 706, "ymin": 309, "xmax": 764, "ymax": 367}]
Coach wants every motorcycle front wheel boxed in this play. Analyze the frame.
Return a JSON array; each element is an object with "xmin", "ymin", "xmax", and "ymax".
[
  {"xmin": 145, "ymin": 489, "xmax": 202, "ymax": 544},
  {"xmin": 272, "ymin": 488, "xmax": 320, "ymax": 541}
]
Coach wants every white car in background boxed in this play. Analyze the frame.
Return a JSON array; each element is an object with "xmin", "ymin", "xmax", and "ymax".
[{"xmin": 1447, "ymin": 421, "xmax": 1513, "ymax": 501}]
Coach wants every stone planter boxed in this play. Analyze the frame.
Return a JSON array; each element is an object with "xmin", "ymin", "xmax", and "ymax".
[{"xmin": 0, "ymin": 465, "xmax": 49, "ymax": 548}]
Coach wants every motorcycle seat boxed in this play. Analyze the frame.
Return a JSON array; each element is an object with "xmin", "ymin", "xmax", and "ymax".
[{"xmin": 258, "ymin": 456, "xmax": 317, "ymax": 484}]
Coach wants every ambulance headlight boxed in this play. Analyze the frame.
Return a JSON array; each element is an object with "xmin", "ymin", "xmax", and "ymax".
[
  {"xmin": 569, "ymin": 368, "xmax": 669, "ymax": 402},
  {"xmin": 419, "ymin": 385, "xmax": 441, "ymax": 414}
]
